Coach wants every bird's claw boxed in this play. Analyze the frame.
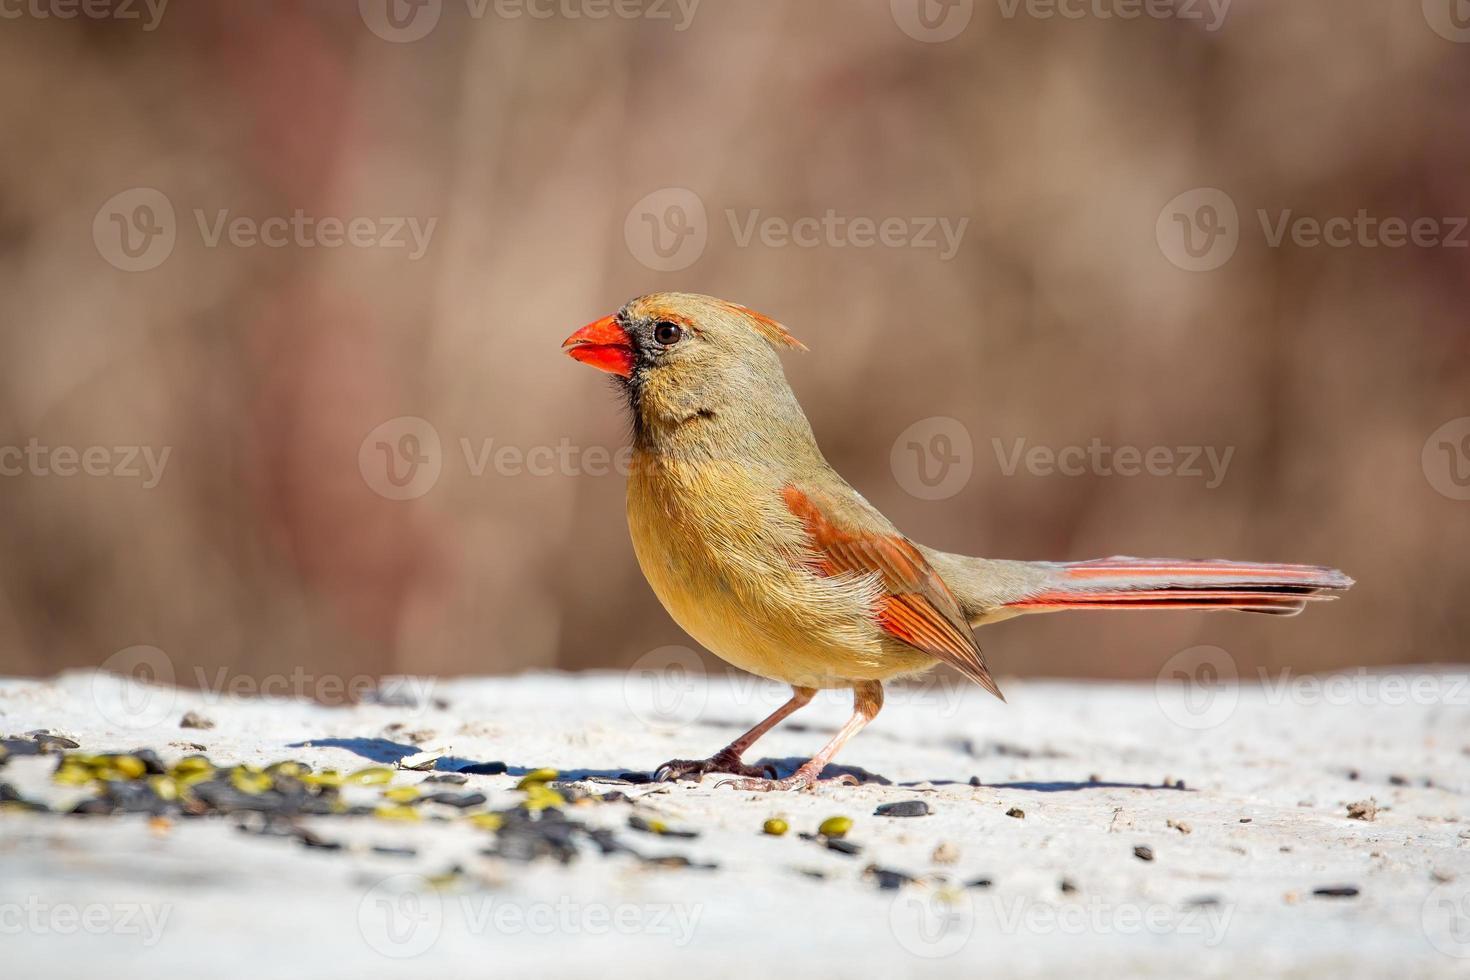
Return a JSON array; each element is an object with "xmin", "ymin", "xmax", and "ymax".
[
  {"xmin": 653, "ymin": 755, "xmax": 776, "ymax": 783},
  {"xmin": 715, "ymin": 771, "xmax": 859, "ymax": 792}
]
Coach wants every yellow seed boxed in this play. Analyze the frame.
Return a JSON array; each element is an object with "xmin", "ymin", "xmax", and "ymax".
[
  {"xmin": 53, "ymin": 763, "xmax": 95, "ymax": 786},
  {"xmin": 374, "ymin": 805, "xmax": 421, "ymax": 822},
  {"xmin": 105, "ymin": 756, "xmax": 147, "ymax": 781},
  {"xmin": 818, "ymin": 816, "xmax": 853, "ymax": 838},
  {"xmin": 347, "ymin": 767, "xmax": 395, "ymax": 786},
  {"xmin": 515, "ymin": 768, "xmax": 559, "ymax": 789},
  {"xmin": 763, "ymin": 818, "xmax": 789, "ymax": 836},
  {"xmin": 148, "ymin": 776, "xmax": 180, "ymax": 802},
  {"xmin": 304, "ymin": 770, "xmax": 343, "ymax": 789},
  {"xmin": 382, "ymin": 787, "xmax": 419, "ymax": 803},
  {"xmin": 468, "ymin": 813, "xmax": 503, "ymax": 831},
  {"xmin": 173, "ymin": 756, "xmax": 213, "ymax": 776},
  {"xmin": 521, "ymin": 786, "xmax": 566, "ymax": 811},
  {"xmin": 230, "ymin": 767, "xmax": 273, "ymax": 794}
]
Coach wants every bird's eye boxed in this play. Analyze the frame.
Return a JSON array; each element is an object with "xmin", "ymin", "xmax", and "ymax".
[{"xmin": 653, "ymin": 321, "xmax": 683, "ymax": 346}]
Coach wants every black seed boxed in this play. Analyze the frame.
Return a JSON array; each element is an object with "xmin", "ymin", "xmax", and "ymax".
[
  {"xmin": 372, "ymin": 846, "xmax": 418, "ymax": 858},
  {"xmin": 1006, "ymin": 807, "xmax": 1025, "ymax": 819},
  {"xmin": 457, "ymin": 762, "xmax": 508, "ymax": 775},
  {"xmin": 422, "ymin": 773, "xmax": 467, "ymax": 784},
  {"xmin": 1312, "ymin": 885, "xmax": 1359, "ymax": 898},
  {"xmin": 867, "ymin": 867, "xmax": 915, "ymax": 890},
  {"xmin": 1134, "ymin": 845, "xmax": 1155, "ymax": 862},
  {"xmin": 826, "ymin": 838, "xmax": 862, "ymax": 856},
  {"xmin": 966, "ymin": 877, "xmax": 993, "ymax": 889},
  {"xmin": 1187, "ymin": 896, "xmax": 1222, "ymax": 906},
  {"xmin": 874, "ymin": 800, "xmax": 930, "ymax": 818},
  {"xmin": 1059, "ymin": 879, "xmax": 1077, "ymax": 893},
  {"xmin": 422, "ymin": 791, "xmax": 487, "ymax": 809}
]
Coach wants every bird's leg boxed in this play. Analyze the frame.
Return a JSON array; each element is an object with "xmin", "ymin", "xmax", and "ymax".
[
  {"xmin": 653, "ymin": 686, "xmax": 816, "ymax": 782},
  {"xmin": 718, "ymin": 681, "xmax": 883, "ymax": 792}
]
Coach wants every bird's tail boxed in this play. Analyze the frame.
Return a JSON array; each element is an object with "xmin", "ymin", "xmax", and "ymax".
[{"xmin": 1004, "ymin": 557, "xmax": 1354, "ymax": 617}]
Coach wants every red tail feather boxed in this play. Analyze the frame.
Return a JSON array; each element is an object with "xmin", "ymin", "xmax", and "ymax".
[{"xmin": 1005, "ymin": 557, "xmax": 1353, "ymax": 617}]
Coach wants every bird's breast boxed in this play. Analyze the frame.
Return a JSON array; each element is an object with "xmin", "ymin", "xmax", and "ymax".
[{"xmin": 625, "ymin": 452, "xmax": 926, "ymax": 687}]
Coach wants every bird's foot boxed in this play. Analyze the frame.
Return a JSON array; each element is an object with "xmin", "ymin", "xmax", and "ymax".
[
  {"xmin": 715, "ymin": 765, "xmax": 858, "ymax": 793},
  {"xmin": 653, "ymin": 752, "xmax": 775, "ymax": 783}
]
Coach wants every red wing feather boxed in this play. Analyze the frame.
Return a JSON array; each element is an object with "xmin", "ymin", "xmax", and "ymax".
[{"xmin": 782, "ymin": 487, "xmax": 1004, "ymax": 700}]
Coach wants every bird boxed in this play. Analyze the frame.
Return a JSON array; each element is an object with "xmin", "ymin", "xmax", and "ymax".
[{"xmin": 562, "ymin": 292, "xmax": 1353, "ymax": 791}]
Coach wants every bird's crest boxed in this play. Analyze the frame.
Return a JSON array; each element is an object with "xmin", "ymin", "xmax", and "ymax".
[{"xmin": 719, "ymin": 301, "xmax": 808, "ymax": 351}]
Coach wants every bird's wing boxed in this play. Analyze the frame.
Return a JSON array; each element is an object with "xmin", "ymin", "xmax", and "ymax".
[{"xmin": 781, "ymin": 486, "xmax": 1004, "ymax": 701}]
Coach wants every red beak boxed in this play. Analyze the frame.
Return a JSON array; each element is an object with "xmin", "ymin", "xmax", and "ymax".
[{"xmin": 562, "ymin": 314, "xmax": 635, "ymax": 378}]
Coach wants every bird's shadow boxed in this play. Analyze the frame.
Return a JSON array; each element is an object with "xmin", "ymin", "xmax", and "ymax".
[{"xmin": 284, "ymin": 740, "xmax": 1187, "ymax": 793}]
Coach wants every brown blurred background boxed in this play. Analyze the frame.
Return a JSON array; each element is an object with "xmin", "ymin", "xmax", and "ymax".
[{"xmin": 0, "ymin": 0, "xmax": 1466, "ymax": 690}]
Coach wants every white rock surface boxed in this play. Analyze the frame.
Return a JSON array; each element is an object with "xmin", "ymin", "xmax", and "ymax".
[{"xmin": 1, "ymin": 669, "xmax": 1467, "ymax": 979}]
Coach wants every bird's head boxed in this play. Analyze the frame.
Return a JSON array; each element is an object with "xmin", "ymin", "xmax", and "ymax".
[{"xmin": 562, "ymin": 292, "xmax": 813, "ymax": 454}]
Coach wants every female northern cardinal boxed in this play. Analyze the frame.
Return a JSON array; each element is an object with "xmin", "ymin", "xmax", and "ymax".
[{"xmin": 563, "ymin": 293, "xmax": 1352, "ymax": 791}]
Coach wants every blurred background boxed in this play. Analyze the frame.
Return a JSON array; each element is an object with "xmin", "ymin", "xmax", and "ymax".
[{"xmin": 0, "ymin": 0, "xmax": 1466, "ymax": 692}]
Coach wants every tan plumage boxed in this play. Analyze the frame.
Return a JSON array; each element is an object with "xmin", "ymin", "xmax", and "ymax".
[{"xmin": 563, "ymin": 292, "xmax": 1353, "ymax": 790}]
